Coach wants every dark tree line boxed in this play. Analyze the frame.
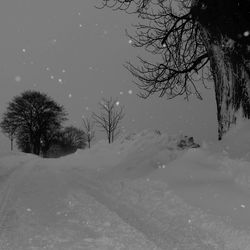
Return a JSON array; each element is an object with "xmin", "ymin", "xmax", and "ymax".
[
  {"xmin": 99, "ymin": 0, "xmax": 250, "ymax": 140},
  {"xmin": 1, "ymin": 91, "xmax": 125, "ymax": 156},
  {"xmin": 0, "ymin": 91, "xmax": 86, "ymax": 156}
]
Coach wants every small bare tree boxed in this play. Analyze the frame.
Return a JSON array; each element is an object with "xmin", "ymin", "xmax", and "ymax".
[
  {"xmin": 0, "ymin": 119, "xmax": 17, "ymax": 151},
  {"xmin": 92, "ymin": 97, "xmax": 125, "ymax": 143},
  {"xmin": 82, "ymin": 116, "xmax": 95, "ymax": 148}
]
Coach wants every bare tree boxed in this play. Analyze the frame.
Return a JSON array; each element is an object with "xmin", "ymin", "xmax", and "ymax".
[
  {"xmin": 0, "ymin": 119, "xmax": 17, "ymax": 151},
  {"xmin": 0, "ymin": 90, "xmax": 67, "ymax": 155},
  {"xmin": 99, "ymin": 0, "xmax": 250, "ymax": 140},
  {"xmin": 56, "ymin": 126, "xmax": 86, "ymax": 153},
  {"xmin": 82, "ymin": 116, "xmax": 95, "ymax": 148},
  {"xmin": 92, "ymin": 97, "xmax": 125, "ymax": 143}
]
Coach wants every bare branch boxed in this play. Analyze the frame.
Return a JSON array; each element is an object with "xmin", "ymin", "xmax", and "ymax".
[{"xmin": 92, "ymin": 97, "xmax": 125, "ymax": 143}]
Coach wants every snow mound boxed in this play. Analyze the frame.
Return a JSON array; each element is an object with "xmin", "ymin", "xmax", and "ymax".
[{"xmin": 216, "ymin": 120, "xmax": 250, "ymax": 159}]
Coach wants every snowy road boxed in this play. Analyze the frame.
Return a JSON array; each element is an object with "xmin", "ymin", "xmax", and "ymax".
[
  {"xmin": 0, "ymin": 149, "xmax": 250, "ymax": 249},
  {"xmin": 0, "ymin": 159, "xmax": 160, "ymax": 250}
]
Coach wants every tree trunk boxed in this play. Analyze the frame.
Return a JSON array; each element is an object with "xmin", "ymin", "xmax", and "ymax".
[
  {"xmin": 199, "ymin": 29, "xmax": 250, "ymax": 140},
  {"xmin": 10, "ymin": 138, "xmax": 13, "ymax": 151},
  {"xmin": 191, "ymin": 0, "xmax": 250, "ymax": 139}
]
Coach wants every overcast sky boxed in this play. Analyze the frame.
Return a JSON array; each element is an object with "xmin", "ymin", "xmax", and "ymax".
[{"xmin": 0, "ymin": 0, "xmax": 218, "ymax": 146}]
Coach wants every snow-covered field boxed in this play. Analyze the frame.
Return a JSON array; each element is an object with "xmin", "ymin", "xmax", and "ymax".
[{"xmin": 1, "ymin": 122, "xmax": 250, "ymax": 249}]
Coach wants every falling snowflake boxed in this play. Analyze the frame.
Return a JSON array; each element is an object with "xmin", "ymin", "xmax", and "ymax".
[
  {"xmin": 51, "ymin": 39, "xmax": 57, "ymax": 44},
  {"xmin": 128, "ymin": 89, "xmax": 133, "ymax": 95},
  {"xmin": 69, "ymin": 93, "xmax": 72, "ymax": 98},
  {"xmin": 58, "ymin": 78, "xmax": 63, "ymax": 83},
  {"xmin": 116, "ymin": 101, "xmax": 120, "ymax": 106},
  {"xmin": 22, "ymin": 48, "xmax": 26, "ymax": 53},
  {"xmin": 243, "ymin": 31, "xmax": 250, "ymax": 37},
  {"xmin": 128, "ymin": 39, "xmax": 133, "ymax": 44},
  {"xmin": 15, "ymin": 76, "xmax": 21, "ymax": 82},
  {"xmin": 50, "ymin": 75, "xmax": 54, "ymax": 80},
  {"xmin": 85, "ymin": 107, "xmax": 89, "ymax": 111},
  {"xmin": 62, "ymin": 69, "xmax": 66, "ymax": 73},
  {"xmin": 79, "ymin": 24, "xmax": 83, "ymax": 28}
]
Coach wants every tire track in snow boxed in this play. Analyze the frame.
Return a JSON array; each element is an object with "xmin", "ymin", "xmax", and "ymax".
[
  {"xmin": 71, "ymin": 176, "xmax": 219, "ymax": 250},
  {"xmin": 0, "ymin": 180, "xmax": 13, "ymax": 235},
  {"xmin": 0, "ymin": 158, "xmax": 39, "ymax": 238}
]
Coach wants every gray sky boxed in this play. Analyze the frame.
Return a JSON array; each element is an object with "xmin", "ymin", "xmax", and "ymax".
[{"xmin": 0, "ymin": 0, "xmax": 218, "ymax": 146}]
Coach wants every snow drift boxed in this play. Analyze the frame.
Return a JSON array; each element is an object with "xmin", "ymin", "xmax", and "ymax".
[{"xmin": 1, "ymin": 124, "xmax": 250, "ymax": 249}]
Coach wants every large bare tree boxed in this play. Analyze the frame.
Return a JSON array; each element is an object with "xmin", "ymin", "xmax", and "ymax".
[
  {"xmin": 0, "ymin": 91, "xmax": 67, "ymax": 155},
  {"xmin": 99, "ymin": 0, "xmax": 250, "ymax": 140},
  {"xmin": 92, "ymin": 97, "xmax": 125, "ymax": 143}
]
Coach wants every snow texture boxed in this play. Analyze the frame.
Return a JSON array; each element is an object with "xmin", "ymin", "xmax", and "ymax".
[{"xmin": 0, "ymin": 125, "xmax": 250, "ymax": 249}]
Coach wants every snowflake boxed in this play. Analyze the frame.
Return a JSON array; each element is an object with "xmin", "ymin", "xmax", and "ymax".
[
  {"xmin": 15, "ymin": 76, "xmax": 21, "ymax": 82},
  {"xmin": 243, "ymin": 30, "xmax": 250, "ymax": 37}
]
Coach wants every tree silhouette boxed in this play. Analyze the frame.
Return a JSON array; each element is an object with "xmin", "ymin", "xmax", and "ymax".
[
  {"xmin": 15, "ymin": 128, "xmax": 32, "ymax": 153},
  {"xmin": 82, "ymin": 116, "xmax": 95, "ymax": 148},
  {"xmin": 99, "ymin": 0, "xmax": 250, "ymax": 140},
  {"xmin": 92, "ymin": 97, "xmax": 125, "ymax": 143},
  {"xmin": 0, "ymin": 90, "xmax": 67, "ymax": 155},
  {"xmin": 0, "ymin": 118, "xmax": 17, "ymax": 151},
  {"xmin": 56, "ymin": 126, "xmax": 86, "ymax": 154}
]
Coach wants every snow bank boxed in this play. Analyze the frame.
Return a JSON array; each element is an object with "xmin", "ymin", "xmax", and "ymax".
[
  {"xmin": 0, "ymin": 152, "xmax": 39, "ymax": 179},
  {"xmin": 214, "ymin": 120, "xmax": 250, "ymax": 159}
]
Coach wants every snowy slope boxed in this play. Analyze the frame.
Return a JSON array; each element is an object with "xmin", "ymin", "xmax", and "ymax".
[{"xmin": 0, "ymin": 127, "xmax": 250, "ymax": 249}]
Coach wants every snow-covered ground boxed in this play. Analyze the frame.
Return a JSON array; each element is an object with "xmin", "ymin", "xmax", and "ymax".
[{"xmin": 1, "ymin": 123, "xmax": 250, "ymax": 249}]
